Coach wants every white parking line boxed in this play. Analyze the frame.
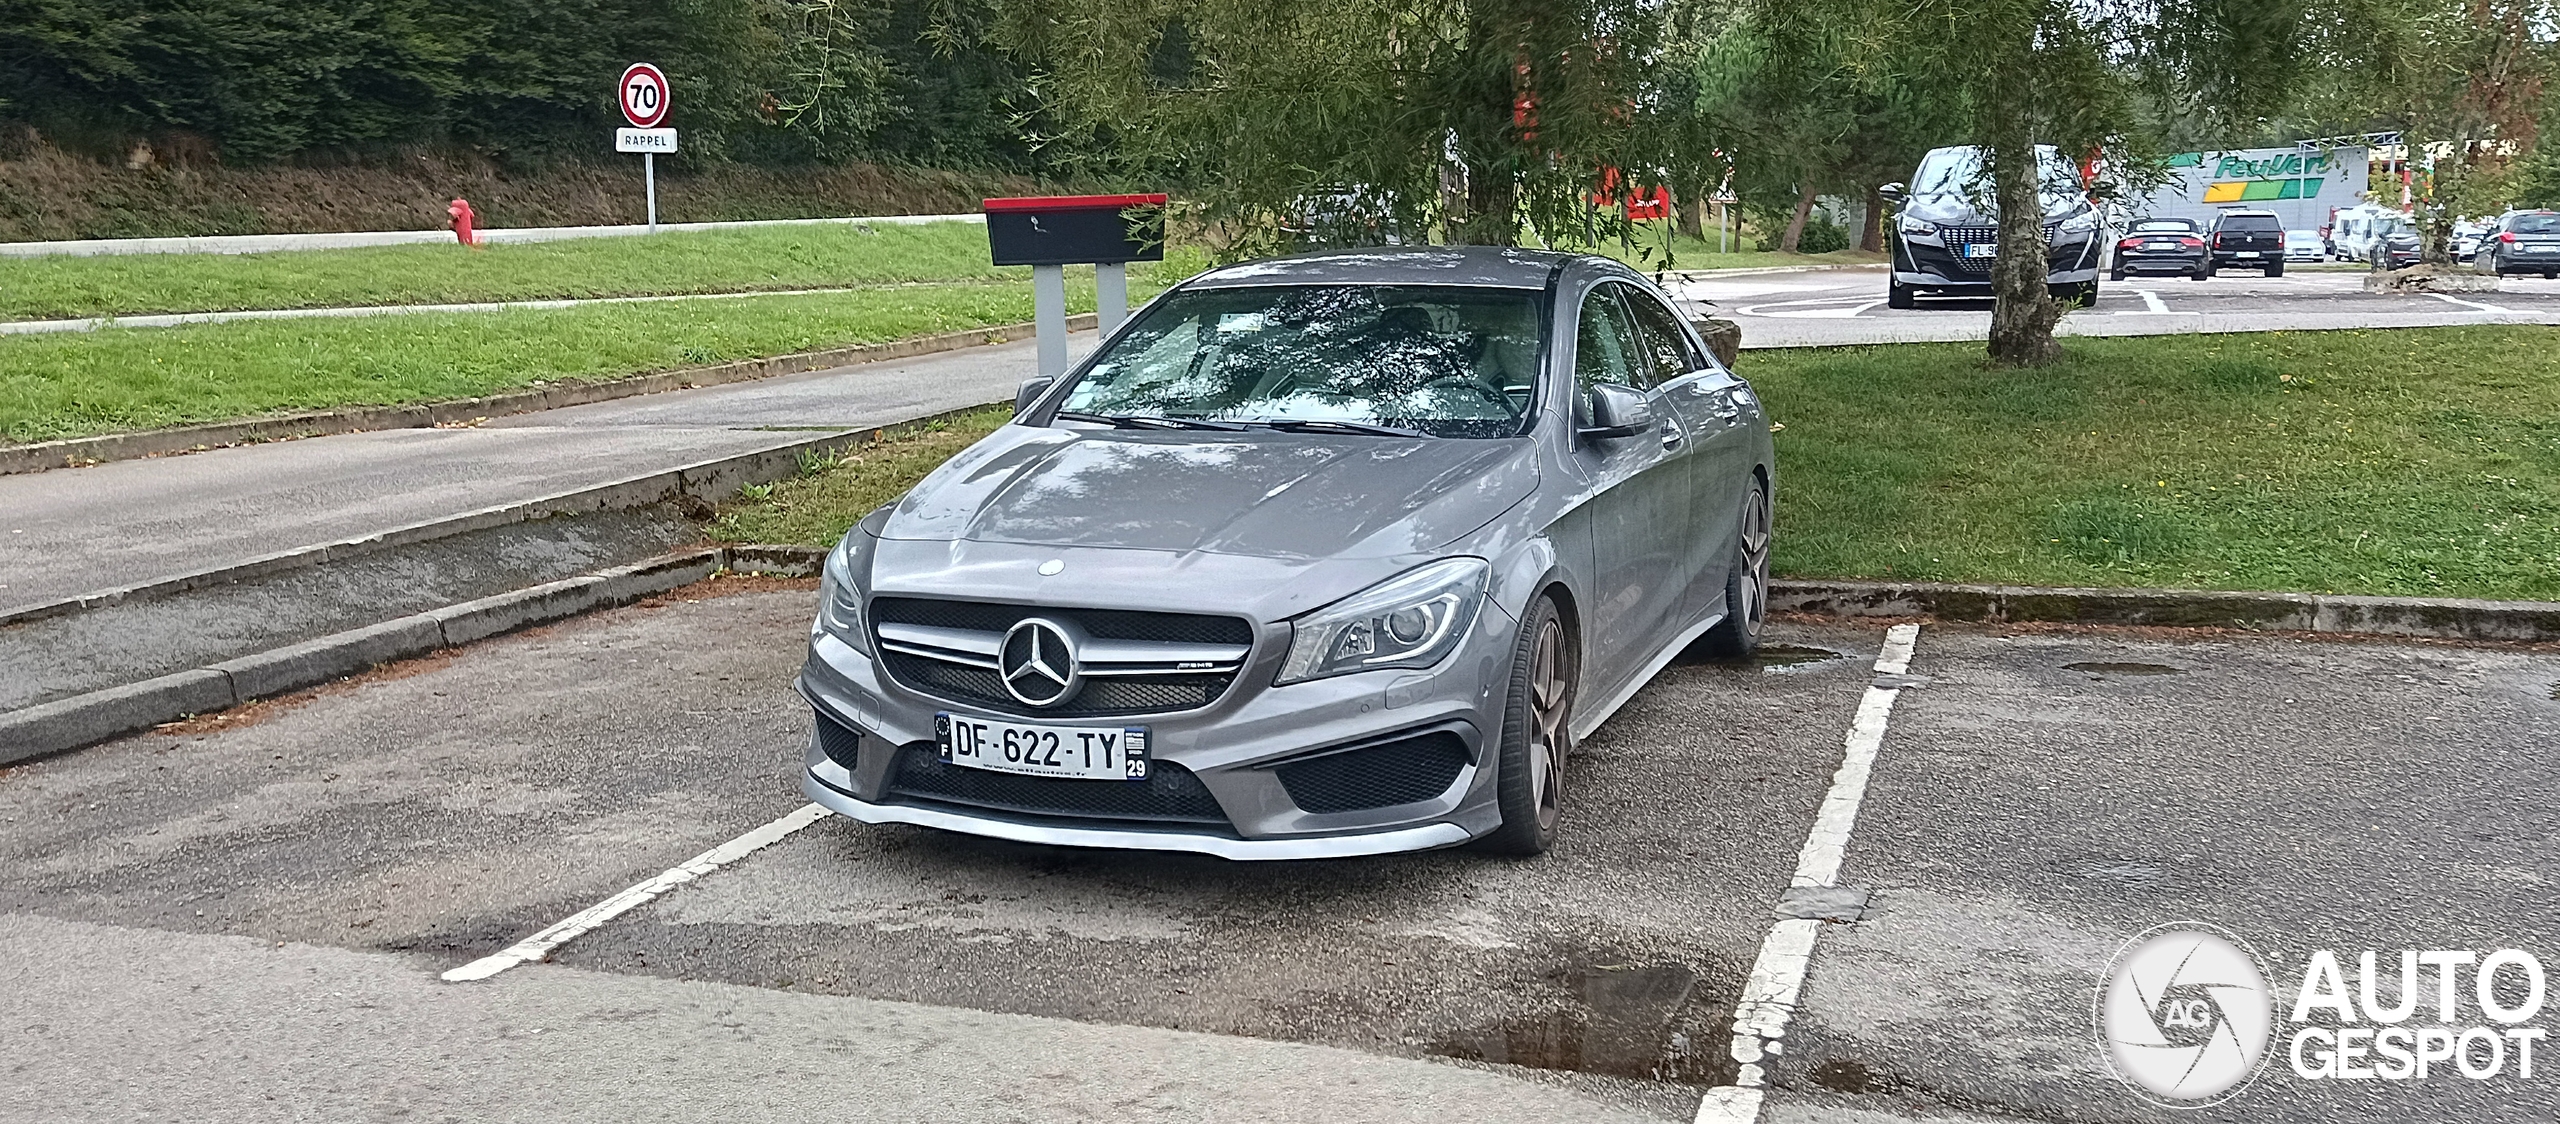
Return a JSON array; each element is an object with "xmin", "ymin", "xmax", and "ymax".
[
  {"xmin": 441, "ymin": 803, "xmax": 833, "ymax": 982},
  {"xmin": 1695, "ymin": 623, "xmax": 1923, "ymax": 1124},
  {"xmin": 2426, "ymin": 292, "xmax": 2517, "ymax": 314}
]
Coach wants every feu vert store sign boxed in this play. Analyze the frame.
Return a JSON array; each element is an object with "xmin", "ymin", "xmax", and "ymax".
[{"xmin": 2166, "ymin": 147, "xmax": 2355, "ymax": 203}]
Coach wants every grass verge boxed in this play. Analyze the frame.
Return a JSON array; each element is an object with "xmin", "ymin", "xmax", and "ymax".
[
  {"xmin": 708, "ymin": 406, "xmax": 1014, "ymax": 546},
  {"xmin": 0, "ymin": 285, "xmax": 1100, "ymax": 444},
  {"xmin": 704, "ymin": 326, "xmax": 2560, "ymax": 601},
  {"xmin": 1746, "ymin": 326, "xmax": 2560, "ymax": 600},
  {"xmin": 3, "ymin": 223, "xmax": 1213, "ymax": 320}
]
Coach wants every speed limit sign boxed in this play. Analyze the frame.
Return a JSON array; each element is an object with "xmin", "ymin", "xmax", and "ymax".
[{"xmin": 619, "ymin": 63, "xmax": 669, "ymax": 128}]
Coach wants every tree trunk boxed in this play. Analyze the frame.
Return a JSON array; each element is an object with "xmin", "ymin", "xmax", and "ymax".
[
  {"xmin": 1453, "ymin": 159, "xmax": 1519, "ymax": 246},
  {"xmin": 1778, "ymin": 185, "xmax": 1815, "ymax": 253},
  {"xmin": 1858, "ymin": 184, "xmax": 1884, "ymax": 252},
  {"xmin": 1677, "ymin": 185, "xmax": 1705, "ymax": 240},
  {"xmin": 1985, "ymin": 136, "xmax": 2061, "ymax": 366}
]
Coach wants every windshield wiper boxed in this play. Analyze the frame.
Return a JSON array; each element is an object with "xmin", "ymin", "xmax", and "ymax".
[
  {"xmin": 1249, "ymin": 418, "xmax": 1432, "ymax": 438},
  {"xmin": 1055, "ymin": 410, "xmax": 1248, "ymax": 431}
]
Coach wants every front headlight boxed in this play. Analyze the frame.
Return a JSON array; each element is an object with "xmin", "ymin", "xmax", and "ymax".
[
  {"xmin": 1277, "ymin": 558, "xmax": 1489, "ymax": 685},
  {"xmin": 1898, "ymin": 215, "xmax": 1938, "ymax": 237},
  {"xmin": 817, "ymin": 533, "xmax": 867, "ymax": 650}
]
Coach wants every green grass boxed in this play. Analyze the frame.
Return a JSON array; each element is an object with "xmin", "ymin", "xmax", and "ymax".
[
  {"xmin": 0, "ymin": 285, "xmax": 1100, "ymax": 444},
  {"xmin": 709, "ymin": 405, "xmax": 1016, "ymax": 546},
  {"xmin": 0, "ymin": 223, "xmax": 1212, "ymax": 320},
  {"xmin": 1746, "ymin": 326, "xmax": 2560, "ymax": 600},
  {"xmin": 699, "ymin": 326, "xmax": 2560, "ymax": 601}
]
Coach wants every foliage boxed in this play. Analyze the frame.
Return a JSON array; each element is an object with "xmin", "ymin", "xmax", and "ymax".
[
  {"xmin": 0, "ymin": 0, "xmax": 1044, "ymax": 171},
  {"xmin": 707, "ymin": 405, "xmax": 1014, "ymax": 544},
  {"xmin": 993, "ymin": 0, "xmax": 1685, "ymax": 257}
]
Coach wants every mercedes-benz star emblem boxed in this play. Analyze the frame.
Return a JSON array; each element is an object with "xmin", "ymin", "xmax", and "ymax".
[{"xmin": 999, "ymin": 618, "xmax": 1079, "ymax": 707}]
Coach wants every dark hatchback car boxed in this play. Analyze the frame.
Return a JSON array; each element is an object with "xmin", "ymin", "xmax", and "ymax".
[
  {"xmin": 2474, "ymin": 210, "xmax": 2560, "ymax": 278},
  {"xmin": 1881, "ymin": 144, "xmax": 2106, "ymax": 308},
  {"xmin": 2204, "ymin": 209, "xmax": 2286, "ymax": 277},
  {"xmin": 2374, "ymin": 227, "xmax": 2424, "ymax": 271},
  {"xmin": 2109, "ymin": 218, "xmax": 2208, "ymax": 280}
]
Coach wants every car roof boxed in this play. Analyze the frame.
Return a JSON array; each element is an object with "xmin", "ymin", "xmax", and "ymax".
[
  {"xmin": 1185, "ymin": 245, "xmax": 1584, "ymax": 290},
  {"xmin": 2216, "ymin": 208, "xmax": 2280, "ymax": 218}
]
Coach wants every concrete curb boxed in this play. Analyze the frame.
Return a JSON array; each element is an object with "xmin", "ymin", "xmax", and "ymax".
[
  {"xmin": 0, "ymin": 546, "xmax": 805, "ymax": 765},
  {"xmin": 1770, "ymin": 579, "xmax": 2560, "ymax": 641},
  {"xmin": 0, "ymin": 313, "xmax": 1093, "ymax": 477},
  {"xmin": 0, "ymin": 401, "xmax": 1015, "ymax": 631}
]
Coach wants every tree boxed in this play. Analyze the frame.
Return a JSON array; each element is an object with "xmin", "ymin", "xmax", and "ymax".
[
  {"xmin": 1729, "ymin": 0, "xmax": 2309, "ymax": 365},
  {"xmin": 992, "ymin": 0, "xmax": 1681, "ymax": 255},
  {"xmin": 2301, "ymin": 0, "xmax": 2556, "ymax": 263}
]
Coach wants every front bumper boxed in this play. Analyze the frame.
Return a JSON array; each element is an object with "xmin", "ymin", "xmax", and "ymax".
[
  {"xmin": 795, "ymin": 590, "xmax": 1518, "ymax": 858},
  {"xmin": 1894, "ymin": 235, "xmax": 2100, "ymax": 293}
]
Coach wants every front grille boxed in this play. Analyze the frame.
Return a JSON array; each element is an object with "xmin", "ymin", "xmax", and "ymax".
[
  {"xmin": 1275, "ymin": 731, "xmax": 1473, "ymax": 814},
  {"xmin": 882, "ymin": 742, "xmax": 1229, "ymax": 826},
  {"xmin": 815, "ymin": 710, "xmax": 862, "ymax": 771},
  {"xmin": 871, "ymin": 596, "xmax": 1253, "ymax": 717},
  {"xmin": 1938, "ymin": 224, "xmax": 2064, "ymax": 275}
]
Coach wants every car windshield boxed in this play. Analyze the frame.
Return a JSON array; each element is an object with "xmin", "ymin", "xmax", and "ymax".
[
  {"xmin": 2512, "ymin": 214, "xmax": 2560, "ymax": 234},
  {"xmin": 1056, "ymin": 284, "xmax": 1543, "ymax": 439},
  {"xmin": 1911, "ymin": 145, "xmax": 2083, "ymax": 205}
]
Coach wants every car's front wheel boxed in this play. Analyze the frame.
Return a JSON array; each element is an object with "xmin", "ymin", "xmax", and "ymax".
[
  {"xmin": 1477, "ymin": 595, "xmax": 1574, "ymax": 856},
  {"xmin": 1886, "ymin": 278, "xmax": 1915, "ymax": 310}
]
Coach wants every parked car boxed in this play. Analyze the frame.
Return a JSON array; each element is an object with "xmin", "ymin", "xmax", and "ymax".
[
  {"xmin": 2373, "ymin": 227, "xmax": 2424, "ymax": 270},
  {"xmin": 2283, "ymin": 229, "xmax": 2325, "ymax": 262},
  {"xmin": 2472, "ymin": 209, "xmax": 2560, "ymax": 278},
  {"xmin": 2108, "ymin": 218, "xmax": 2207, "ymax": 280},
  {"xmin": 1879, "ymin": 144, "xmax": 2107, "ymax": 308},
  {"xmin": 799, "ymin": 247, "xmax": 1776, "ymax": 859},
  {"xmin": 2204, "ymin": 209, "xmax": 2286, "ymax": 276},
  {"xmin": 2449, "ymin": 220, "xmax": 2490, "ymax": 262}
]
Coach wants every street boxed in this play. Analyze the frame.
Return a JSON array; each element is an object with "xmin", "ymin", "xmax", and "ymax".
[
  {"xmin": 1674, "ymin": 266, "xmax": 2560, "ymax": 346},
  {"xmin": 5, "ymin": 585, "xmax": 2551, "ymax": 1122}
]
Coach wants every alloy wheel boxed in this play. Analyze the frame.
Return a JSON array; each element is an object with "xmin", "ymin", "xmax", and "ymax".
[
  {"xmin": 1739, "ymin": 482, "xmax": 1771, "ymax": 632},
  {"xmin": 1527, "ymin": 617, "xmax": 1570, "ymax": 831}
]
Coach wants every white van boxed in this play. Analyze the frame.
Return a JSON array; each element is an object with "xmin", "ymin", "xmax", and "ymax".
[{"xmin": 2329, "ymin": 204, "xmax": 2409, "ymax": 264}]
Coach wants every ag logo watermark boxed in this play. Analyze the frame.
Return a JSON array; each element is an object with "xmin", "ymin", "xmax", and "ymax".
[
  {"xmin": 2095, "ymin": 921, "xmax": 2275, "ymax": 1107},
  {"xmin": 2096, "ymin": 921, "xmax": 2551, "ymax": 1109}
]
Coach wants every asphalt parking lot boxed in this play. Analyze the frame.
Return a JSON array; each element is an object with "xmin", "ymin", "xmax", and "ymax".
[
  {"xmin": 4, "ymin": 583, "xmax": 2556, "ymax": 1122},
  {"xmin": 1683, "ymin": 266, "xmax": 2560, "ymax": 347}
]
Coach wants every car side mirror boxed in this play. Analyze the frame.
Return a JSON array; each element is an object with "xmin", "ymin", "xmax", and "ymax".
[
  {"xmin": 1013, "ymin": 375, "xmax": 1053, "ymax": 414},
  {"xmin": 1878, "ymin": 182, "xmax": 1907, "ymax": 205},
  {"xmin": 1579, "ymin": 383, "xmax": 1654, "ymax": 442}
]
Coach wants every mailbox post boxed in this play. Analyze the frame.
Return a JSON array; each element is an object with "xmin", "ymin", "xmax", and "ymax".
[{"xmin": 984, "ymin": 194, "xmax": 1168, "ymax": 378}]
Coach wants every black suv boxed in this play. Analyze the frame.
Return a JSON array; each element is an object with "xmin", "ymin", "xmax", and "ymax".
[
  {"xmin": 2473, "ymin": 210, "xmax": 2560, "ymax": 278},
  {"xmin": 2203, "ymin": 209, "xmax": 2285, "ymax": 277}
]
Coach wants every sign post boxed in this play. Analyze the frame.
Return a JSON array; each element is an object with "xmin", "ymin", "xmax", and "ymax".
[
  {"xmin": 616, "ymin": 64, "xmax": 673, "ymax": 231},
  {"xmin": 983, "ymin": 195, "xmax": 1168, "ymax": 378}
]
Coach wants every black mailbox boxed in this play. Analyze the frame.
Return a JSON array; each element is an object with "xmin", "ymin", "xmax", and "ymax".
[{"xmin": 984, "ymin": 194, "xmax": 1168, "ymax": 266}]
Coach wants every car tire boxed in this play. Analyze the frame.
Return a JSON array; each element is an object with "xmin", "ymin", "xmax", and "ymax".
[
  {"xmin": 1886, "ymin": 278, "xmax": 1915, "ymax": 310},
  {"xmin": 1476, "ymin": 594, "xmax": 1575, "ymax": 856},
  {"xmin": 2546, "ymin": 272, "xmax": 2557, "ymax": 280},
  {"xmin": 2109, "ymin": 267, "xmax": 2126, "ymax": 281},
  {"xmin": 1697, "ymin": 475, "xmax": 1772, "ymax": 659},
  {"xmin": 2267, "ymin": 261, "xmax": 2283, "ymax": 277}
]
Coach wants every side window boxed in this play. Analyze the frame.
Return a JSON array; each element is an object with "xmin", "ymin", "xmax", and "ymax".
[
  {"xmin": 1573, "ymin": 286, "xmax": 1648, "ymax": 393},
  {"xmin": 1619, "ymin": 283, "xmax": 1705, "ymax": 379}
]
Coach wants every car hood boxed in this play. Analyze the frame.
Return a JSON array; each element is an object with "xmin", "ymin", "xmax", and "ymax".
[{"xmin": 881, "ymin": 425, "xmax": 1540, "ymax": 560}]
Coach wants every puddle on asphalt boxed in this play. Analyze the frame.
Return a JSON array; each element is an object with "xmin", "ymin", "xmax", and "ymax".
[
  {"xmin": 1753, "ymin": 644, "xmax": 1846, "ymax": 671},
  {"xmin": 1429, "ymin": 962, "xmax": 1726, "ymax": 1084},
  {"xmin": 2063, "ymin": 859, "xmax": 2170, "ymax": 886},
  {"xmin": 2062, "ymin": 660, "xmax": 2184, "ymax": 677}
]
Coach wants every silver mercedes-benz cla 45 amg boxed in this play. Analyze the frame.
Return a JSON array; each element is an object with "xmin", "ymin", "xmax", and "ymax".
[{"xmin": 799, "ymin": 246, "xmax": 1775, "ymax": 858}]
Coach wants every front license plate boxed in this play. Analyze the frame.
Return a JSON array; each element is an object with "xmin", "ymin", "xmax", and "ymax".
[
  {"xmin": 1962, "ymin": 243, "xmax": 1997, "ymax": 258},
  {"xmin": 937, "ymin": 712, "xmax": 1150, "ymax": 780}
]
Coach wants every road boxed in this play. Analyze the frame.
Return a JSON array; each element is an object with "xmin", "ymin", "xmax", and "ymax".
[
  {"xmin": 0, "ymin": 333, "xmax": 1078, "ymax": 618},
  {"xmin": 5, "ymin": 587, "xmax": 2552, "ymax": 1122},
  {"xmin": 1678, "ymin": 266, "xmax": 2560, "ymax": 347}
]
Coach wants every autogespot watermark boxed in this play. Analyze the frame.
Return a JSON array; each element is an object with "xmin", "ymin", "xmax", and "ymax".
[{"xmin": 2096, "ymin": 921, "xmax": 2550, "ymax": 1109}]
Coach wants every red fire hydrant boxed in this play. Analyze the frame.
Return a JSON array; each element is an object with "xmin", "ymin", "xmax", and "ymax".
[{"xmin": 447, "ymin": 198, "xmax": 478, "ymax": 246}]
